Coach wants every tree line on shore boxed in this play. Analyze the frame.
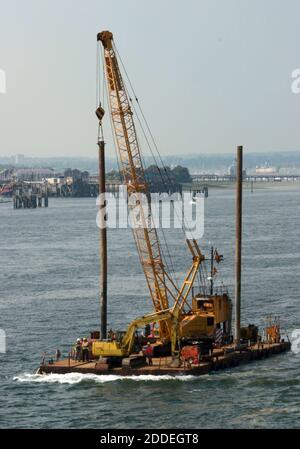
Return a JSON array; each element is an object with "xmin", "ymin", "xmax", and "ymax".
[{"xmin": 106, "ymin": 165, "xmax": 192, "ymax": 184}]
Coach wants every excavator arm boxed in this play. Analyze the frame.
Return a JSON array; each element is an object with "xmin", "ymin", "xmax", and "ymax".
[
  {"xmin": 121, "ymin": 309, "xmax": 176, "ymax": 355},
  {"xmin": 92, "ymin": 308, "xmax": 175, "ymax": 358}
]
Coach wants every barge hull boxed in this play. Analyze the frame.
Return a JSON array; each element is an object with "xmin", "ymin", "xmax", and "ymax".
[{"xmin": 38, "ymin": 342, "xmax": 291, "ymax": 376}]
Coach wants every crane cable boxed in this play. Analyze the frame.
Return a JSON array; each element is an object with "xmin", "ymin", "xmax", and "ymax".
[
  {"xmin": 113, "ymin": 43, "xmax": 202, "ymax": 294},
  {"xmin": 100, "ymin": 42, "xmax": 212, "ymax": 302},
  {"xmin": 120, "ymin": 74, "xmax": 180, "ymax": 288},
  {"xmin": 96, "ymin": 42, "xmax": 213, "ymax": 305},
  {"xmin": 98, "ymin": 43, "xmax": 179, "ymax": 290},
  {"xmin": 113, "ymin": 43, "xmax": 198, "ymax": 243},
  {"xmin": 115, "ymin": 42, "xmax": 177, "ymax": 194},
  {"xmin": 113, "ymin": 42, "xmax": 202, "ymax": 291}
]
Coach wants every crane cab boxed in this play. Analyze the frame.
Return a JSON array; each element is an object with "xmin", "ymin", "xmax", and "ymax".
[{"xmin": 180, "ymin": 293, "xmax": 232, "ymax": 343}]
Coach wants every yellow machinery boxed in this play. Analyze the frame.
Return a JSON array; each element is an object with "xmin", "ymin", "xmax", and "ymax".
[
  {"xmin": 181, "ymin": 293, "xmax": 231, "ymax": 340},
  {"xmin": 240, "ymin": 324, "xmax": 258, "ymax": 342},
  {"xmin": 92, "ymin": 309, "xmax": 177, "ymax": 358},
  {"xmin": 94, "ymin": 30, "xmax": 231, "ymax": 360},
  {"xmin": 92, "ymin": 277, "xmax": 232, "ymax": 358},
  {"xmin": 92, "ymin": 239, "xmax": 204, "ymax": 358}
]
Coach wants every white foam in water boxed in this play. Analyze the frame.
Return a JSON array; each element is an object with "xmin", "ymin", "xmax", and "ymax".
[{"xmin": 13, "ymin": 372, "xmax": 197, "ymax": 384}]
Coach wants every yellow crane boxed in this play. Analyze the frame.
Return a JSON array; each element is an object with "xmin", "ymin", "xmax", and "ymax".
[
  {"xmin": 93, "ymin": 30, "xmax": 231, "ymax": 361},
  {"xmin": 96, "ymin": 30, "xmax": 196, "ymax": 336}
]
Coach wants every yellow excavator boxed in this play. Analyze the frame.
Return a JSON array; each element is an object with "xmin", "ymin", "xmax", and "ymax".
[
  {"xmin": 92, "ymin": 239, "xmax": 206, "ymax": 358},
  {"xmin": 93, "ymin": 31, "xmax": 232, "ymax": 362}
]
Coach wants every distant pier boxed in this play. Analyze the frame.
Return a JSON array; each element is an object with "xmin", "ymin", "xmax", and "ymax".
[
  {"xmin": 191, "ymin": 173, "xmax": 300, "ymax": 183},
  {"xmin": 13, "ymin": 182, "xmax": 49, "ymax": 209}
]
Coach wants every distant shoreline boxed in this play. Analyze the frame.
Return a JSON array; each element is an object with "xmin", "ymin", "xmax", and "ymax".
[{"xmin": 184, "ymin": 181, "xmax": 300, "ymax": 190}]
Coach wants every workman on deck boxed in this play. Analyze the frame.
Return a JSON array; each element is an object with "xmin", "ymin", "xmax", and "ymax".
[
  {"xmin": 82, "ymin": 337, "xmax": 89, "ymax": 362},
  {"xmin": 143, "ymin": 342, "xmax": 153, "ymax": 366},
  {"xmin": 56, "ymin": 349, "xmax": 61, "ymax": 362},
  {"xmin": 75, "ymin": 338, "xmax": 82, "ymax": 361}
]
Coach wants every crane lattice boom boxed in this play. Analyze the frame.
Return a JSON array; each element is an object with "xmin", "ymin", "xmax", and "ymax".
[{"xmin": 98, "ymin": 31, "xmax": 171, "ymax": 337}]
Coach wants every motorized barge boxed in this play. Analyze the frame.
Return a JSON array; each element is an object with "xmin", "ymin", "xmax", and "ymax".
[
  {"xmin": 39, "ymin": 341, "xmax": 290, "ymax": 376},
  {"xmin": 38, "ymin": 30, "xmax": 291, "ymax": 377}
]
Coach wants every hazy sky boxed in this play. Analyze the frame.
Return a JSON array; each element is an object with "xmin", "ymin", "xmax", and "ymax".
[{"xmin": 1, "ymin": 0, "xmax": 300, "ymax": 158}]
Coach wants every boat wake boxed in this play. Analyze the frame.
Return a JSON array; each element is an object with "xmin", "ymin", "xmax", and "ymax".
[{"xmin": 13, "ymin": 372, "xmax": 197, "ymax": 385}]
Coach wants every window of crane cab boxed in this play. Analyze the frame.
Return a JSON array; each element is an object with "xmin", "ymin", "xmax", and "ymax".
[
  {"xmin": 195, "ymin": 298, "xmax": 214, "ymax": 311},
  {"xmin": 207, "ymin": 317, "xmax": 214, "ymax": 326}
]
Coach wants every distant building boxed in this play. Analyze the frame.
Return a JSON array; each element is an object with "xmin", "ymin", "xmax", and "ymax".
[
  {"xmin": 228, "ymin": 160, "xmax": 247, "ymax": 177},
  {"xmin": 255, "ymin": 164, "xmax": 277, "ymax": 174},
  {"xmin": 89, "ymin": 174, "xmax": 99, "ymax": 184},
  {"xmin": 228, "ymin": 163, "xmax": 236, "ymax": 177},
  {"xmin": 0, "ymin": 168, "xmax": 14, "ymax": 181},
  {"xmin": 65, "ymin": 176, "xmax": 73, "ymax": 185},
  {"xmin": 63, "ymin": 169, "xmax": 89, "ymax": 183},
  {"xmin": 46, "ymin": 176, "xmax": 65, "ymax": 185},
  {"xmin": 16, "ymin": 168, "xmax": 55, "ymax": 181}
]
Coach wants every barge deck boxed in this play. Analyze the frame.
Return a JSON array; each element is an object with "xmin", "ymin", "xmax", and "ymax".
[{"xmin": 39, "ymin": 341, "xmax": 290, "ymax": 377}]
